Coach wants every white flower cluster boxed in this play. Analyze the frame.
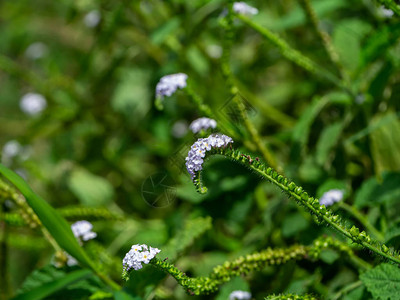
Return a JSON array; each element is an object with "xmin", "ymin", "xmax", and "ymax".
[
  {"xmin": 156, "ymin": 73, "xmax": 188, "ymax": 99},
  {"xmin": 229, "ymin": 290, "xmax": 252, "ymax": 300},
  {"xmin": 185, "ymin": 134, "xmax": 233, "ymax": 180},
  {"xmin": 123, "ymin": 244, "xmax": 161, "ymax": 272},
  {"xmin": 71, "ymin": 220, "xmax": 97, "ymax": 243},
  {"xmin": 233, "ymin": 2, "xmax": 259, "ymax": 16},
  {"xmin": 319, "ymin": 189, "xmax": 344, "ymax": 207},
  {"xmin": 20, "ymin": 93, "xmax": 47, "ymax": 116},
  {"xmin": 189, "ymin": 117, "xmax": 217, "ymax": 134}
]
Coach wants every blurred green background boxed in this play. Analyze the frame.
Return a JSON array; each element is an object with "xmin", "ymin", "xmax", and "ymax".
[{"xmin": 1, "ymin": 0, "xmax": 400, "ymax": 299}]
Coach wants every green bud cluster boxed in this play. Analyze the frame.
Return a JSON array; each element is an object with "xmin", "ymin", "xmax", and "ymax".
[
  {"xmin": 193, "ymin": 148, "xmax": 400, "ymax": 265},
  {"xmin": 0, "ymin": 179, "xmax": 40, "ymax": 228}
]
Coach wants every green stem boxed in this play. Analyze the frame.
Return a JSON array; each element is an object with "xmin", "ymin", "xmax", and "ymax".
[
  {"xmin": 299, "ymin": 0, "xmax": 347, "ymax": 82},
  {"xmin": 235, "ymin": 14, "xmax": 345, "ymax": 90},
  {"xmin": 332, "ymin": 280, "xmax": 363, "ymax": 300},
  {"xmin": 146, "ymin": 236, "xmax": 367, "ymax": 296},
  {"xmin": 221, "ymin": 4, "xmax": 279, "ymax": 170},
  {"xmin": 185, "ymin": 85, "xmax": 214, "ymax": 118},
  {"xmin": 193, "ymin": 148, "xmax": 400, "ymax": 265},
  {"xmin": 338, "ymin": 202, "xmax": 384, "ymax": 242}
]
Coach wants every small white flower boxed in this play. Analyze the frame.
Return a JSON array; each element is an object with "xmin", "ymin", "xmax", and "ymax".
[
  {"xmin": 319, "ymin": 189, "xmax": 344, "ymax": 207},
  {"xmin": 2, "ymin": 140, "xmax": 21, "ymax": 159},
  {"xmin": 380, "ymin": 6, "xmax": 394, "ymax": 18},
  {"xmin": 171, "ymin": 120, "xmax": 189, "ymax": 138},
  {"xmin": 123, "ymin": 243, "xmax": 161, "ymax": 273},
  {"xmin": 189, "ymin": 117, "xmax": 217, "ymax": 134},
  {"xmin": 233, "ymin": 2, "xmax": 258, "ymax": 16},
  {"xmin": 84, "ymin": 10, "xmax": 101, "ymax": 28},
  {"xmin": 71, "ymin": 220, "xmax": 97, "ymax": 243},
  {"xmin": 229, "ymin": 290, "xmax": 252, "ymax": 300},
  {"xmin": 186, "ymin": 134, "xmax": 233, "ymax": 180},
  {"xmin": 25, "ymin": 42, "xmax": 48, "ymax": 60},
  {"xmin": 66, "ymin": 254, "xmax": 78, "ymax": 267},
  {"xmin": 156, "ymin": 73, "xmax": 188, "ymax": 99},
  {"xmin": 20, "ymin": 93, "xmax": 47, "ymax": 116},
  {"xmin": 206, "ymin": 44, "xmax": 223, "ymax": 59}
]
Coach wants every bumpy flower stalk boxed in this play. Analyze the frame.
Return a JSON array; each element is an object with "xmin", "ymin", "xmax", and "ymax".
[
  {"xmin": 265, "ymin": 294, "xmax": 318, "ymax": 300},
  {"xmin": 0, "ymin": 179, "xmax": 63, "ymax": 254},
  {"xmin": 222, "ymin": 3, "xmax": 279, "ymax": 171},
  {"xmin": 376, "ymin": 0, "xmax": 400, "ymax": 16},
  {"xmin": 235, "ymin": 14, "xmax": 345, "ymax": 90},
  {"xmin": 187, "ymin": 145, "xmax": 400, "ymax": 265},
  {"xmin": 149, "ymin": 236, "xmax": 366, "ymax": 296}
]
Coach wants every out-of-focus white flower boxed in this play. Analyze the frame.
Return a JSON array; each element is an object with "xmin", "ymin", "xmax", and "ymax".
[
  {"xmin": 229, "ymin": 290, "xmax": 252, "ymax": 300},
  {"xmin": 71, "ymin": 220, "xmax": 97, "ymax": 243},
  {"xmin": 206, "ymin": 44, "xmax": 223, "ymax": 59},
  {"xmin": 380, "ymin": 6, "xmax": 394, "ymax": 18},
  {"xmin": 2, "ymin": 140, "xmax": 21, "ymax": 159},
  {"xmin": 155, "ymin": 73, "xmax": 188, "ymax": 99},
  {"xmin": 84, "ymin": 10, "xmax": 101, "ymax": 28},
  {"xmin": 319, "ymin": 189, "xmax": 344, "ymax": 207},
  {"xmin": 171, "ymin": 120, "xmax": 188, "ymax": 138},
  {"xmin": 185, "ymin": 134, "xmax": 233, "ymax": 180},
  {"xmin": 123, "ymin": 244, "xmax": 161, "ymax": 273},
  {"xmin": 66, "ymin": 254, "xmax": 78, "ymax": 267},
  {"xmin": 189, "ymin": 117, "xmax": 217, "ymax": 134},
  {"xmin": 20, "ymin": 93, "xmax": 47, "ymax": 116},
  {"xmin": 233, "ymin": 2, "xmax": 258, "ymax": 16},
  {"xmin": 25, "ymin": 42, "xmax": 48, "ymax": 60}
]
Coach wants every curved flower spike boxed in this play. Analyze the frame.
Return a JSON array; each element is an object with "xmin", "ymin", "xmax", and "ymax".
[
  {"xmin": 185, "ymin": 134, "xmax": 233, "ymax": 192},
  {"xmin": 122, "ymin": 243, "xmax": 161, "ymax": 280},
  {"xmin": 155, "ymin": 73, "xmax": 188, "ymax": 110}
]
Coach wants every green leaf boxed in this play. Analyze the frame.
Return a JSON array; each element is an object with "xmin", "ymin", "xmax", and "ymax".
[
  {"xmin": 68, "ymin": 168, "xmax": 115, "ymax": 207},
  {"xmin": 354, "ymin": 172, "xmax": 400, "ymax": 208},
  {"xmin": 369, "ymin": 112, "xmax": 400, "ymax": 175},
  {"xmin": 12, "ymin": 269, "xmax": 92, "ymax": 300},
  {"xmin": 315, "ymin": 122, "xmax": 343, "ymax": 166},
  {"xmin": 360, "ymin": 263, "xmax": 400, "ymax": 300},
  {"xmin": 333, "ymin": 19, "xmax": 372, "ymax": 73},
  {"xmin": 0, "ymin": 164, "xmax": 94, "ymax": 270}
]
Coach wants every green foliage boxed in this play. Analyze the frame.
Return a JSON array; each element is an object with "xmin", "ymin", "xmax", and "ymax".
[
  {"xmin": 1, "ymin": 0, "xmax": 400, "ymax": 299},
  {"xmin": 360, "ymin": 263, "xmax": 400, "ymax": 300}
]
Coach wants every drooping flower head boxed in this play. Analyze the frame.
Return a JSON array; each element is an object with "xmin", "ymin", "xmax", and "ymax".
[
  {"xmin": 189, "ymin": 117, "xmax": 217, "ymax": 134},
  {"xmin": 71, "ymin": 220, "xmax": 97, "ymax": 243},
  {"xmin": 122, "ymin": 244, "xmax": 161, "ymax": 278},
  {"xmin": 185, "ymin": 134, "xmax": 233, "ymax": 180},
  {"xmin": 155, "ymin": 73, "xmax": 188, "ymax": 99},
  {"xmin": 319, "ymin": 189, "xmax": 344, "ymax": 207},
  {"xmin": 20, "ymin": 93, "xmax": 47, "ymax": 116},
  {"xmin": 233, "ymin": 2, "xmax": 258, "ymax": 16},
  {"xmin": 229, "ymin": 290, "xmax": 252, "ymax": 300}
]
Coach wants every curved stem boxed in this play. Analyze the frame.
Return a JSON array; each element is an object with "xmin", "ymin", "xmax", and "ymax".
[
  {"xmin": 193, "ymin": 148, "xmax": 400, "ymax": 265},
  {"xmin": 332, "ymin": 280, "xmax": 363, "ymax": 300}
]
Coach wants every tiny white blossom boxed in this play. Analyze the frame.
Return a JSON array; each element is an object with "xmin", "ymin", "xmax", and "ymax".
[
  {"xmin": 171, "ymin": 120, "xmax": 188, "ymax": 138},
  {"xmin": 123, "ymin": 243, "xmax": 161, "ymax": 274},
  {"xmin": 2, "ymin": 140, "xmax": 21, "ymax": 159},
  {"xmin": 206, "ymin": 44, "xmax": 223, "ymax": 59},
  {"xmin": 25, "ymin": 42, "xmax": 48, "ymax": 60},
  {"xmin": 229, "ymin": 290, "xmax": 252, "ymax": 300},
  {"xmin": 71, "ymin": 220, "xmax": 97, "ymax": 243},
  {"xmin": 186, "ymin": 134, "xmax": 233, "ymax": 180},
  {"xmin": 66, "ymin": 254, "xmax": 78, "ymax": 267},
  {"xmin": 20, "ymin": 93, "xmax": 47, "ymax": 116},
  {"xmin": 233, "ymin": 2, "xmax": 258, "ymax": 16},
  {"xmin": 84, "ymin": 10, "xmax": 101, "ymax": 28},
  {"xmin": 189, "ymin": 117, "xmax": 217, "ymax": 134},
  {"xmin": 380, "ymin": 6, "xmax": 394, "ymax": 18},
  {"xmin": 155, "ymin": 73, "xmax": 188, "ymax": 99},
  {"xmin": 319, "ymin": 189, "xmax": 344, "ymax": 207}
]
